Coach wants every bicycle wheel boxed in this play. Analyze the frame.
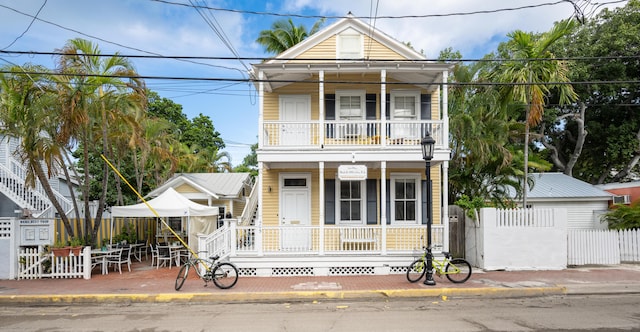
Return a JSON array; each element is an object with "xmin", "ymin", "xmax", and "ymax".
[
  {"xmin": 212, "ymin": 262, "xmax": 238, "ymax": 289},
  {"xmin": 445, "ymin": 258, "xmax": 472, "ymax": 283},
  {"xmin": 175, "ymin": 264, "xmax": 190, "ymax": 291},
  {"xmin": 406, "ymin": 258, "xmax": 426, "ymax": 283}
]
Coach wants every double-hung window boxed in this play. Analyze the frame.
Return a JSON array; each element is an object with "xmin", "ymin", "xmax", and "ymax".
[
  {"xmin": 390, "ymin": 91, "xmax": 420, "ymax": 138},
  {"xmin": 336, "ymin": 90, "xmax": 365, "ymax": 138},
  {"xmin": 391, "ymin": 174, "xmax": 420, "ymax": 224},
  {"xmin": 339, "ymin": 180, "xmax": 364, "ymax": 224}
]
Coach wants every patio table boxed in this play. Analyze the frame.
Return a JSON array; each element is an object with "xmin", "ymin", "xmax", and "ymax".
[{"xmin": 90, "ymin": 248, "xmax": 119, "ymax": 275}]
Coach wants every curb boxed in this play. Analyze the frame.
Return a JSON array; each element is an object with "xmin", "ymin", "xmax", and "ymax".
[{"xmin": 0, "ymin": 286, "xmax": 567, "ymax": 305}]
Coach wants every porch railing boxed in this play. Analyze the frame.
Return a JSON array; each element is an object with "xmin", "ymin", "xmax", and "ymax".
[
  {"xmin": 262, "ymin": 120, "xmax": 445, "ymax": 148},
  {"xmin": 229, "ymin": 224, "xmax": 444, "ymax": 255}
]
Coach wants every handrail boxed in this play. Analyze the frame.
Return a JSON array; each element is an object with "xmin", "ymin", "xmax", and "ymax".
[{"xmin": 239, "ymin": 181, "xmax": 258, "ymax": 226}]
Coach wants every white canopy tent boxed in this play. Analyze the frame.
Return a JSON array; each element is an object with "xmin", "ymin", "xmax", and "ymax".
[{"xmin": 110, "ymin": 187, "xmax": 219, "ymax": 251}]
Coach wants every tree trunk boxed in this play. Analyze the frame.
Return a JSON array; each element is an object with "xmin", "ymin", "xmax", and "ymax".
[{"xmin": 32, "ymin": 159, "xmax": 74, "ymax": 236}]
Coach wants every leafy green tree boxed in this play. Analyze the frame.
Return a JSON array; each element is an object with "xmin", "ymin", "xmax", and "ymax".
[
  {"xmin": 0, "ymin": 64, "xmax": 75, "ymax": 235},
  {"xmin": 601, "ymin": 203, "xmax": 640, "ymax": 230},
  {"xmin": 256, "ymin": 18, "xmax": 325, "ymax": 55},
  {"xmin": 489, "ymin": 21, "xmax": 577, "ymax": 207},
  {"xmin": 233, "ymin": 142, "xmax": 258, "ymax": 178},
  {"xmin": 547, "ymin": 0, "xmax": 640, "ymax": 183},
  {"xmin": 55, "ymin": 38, "xmax": 146, "ymax": 244},
  {"xmin": 182, "ymin": 113, "xmax": 224, "ymax": 152}
]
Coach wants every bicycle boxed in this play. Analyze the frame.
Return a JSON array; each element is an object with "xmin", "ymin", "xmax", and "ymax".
[
  {"xmin": 175, "ymin": 253, "xmax": 239, "ymax": 290},
  {"xmin": 406, "ymin": 247, "xmax": 472, "ymax": 284}
]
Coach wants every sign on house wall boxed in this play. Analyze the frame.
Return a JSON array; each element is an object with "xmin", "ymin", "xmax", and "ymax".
[{"xmin": 338, "ymin": 165, "xmax": 367, "ymax": 181}]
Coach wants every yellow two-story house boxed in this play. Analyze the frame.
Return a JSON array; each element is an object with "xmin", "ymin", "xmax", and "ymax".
[{"xmin": 212, "ymin": 15, "xmax": 452, "ymax": 277}]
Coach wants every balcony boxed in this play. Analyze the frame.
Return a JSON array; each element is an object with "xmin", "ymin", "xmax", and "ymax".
[{"xmin": 262, "ymin": 120, "xmax": 445, "ymax": 149}]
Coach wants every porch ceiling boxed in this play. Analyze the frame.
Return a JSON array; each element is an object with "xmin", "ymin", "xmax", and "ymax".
[{"xmin": 252, "ymin": 61, "xmax": 452, "ymax": 92}]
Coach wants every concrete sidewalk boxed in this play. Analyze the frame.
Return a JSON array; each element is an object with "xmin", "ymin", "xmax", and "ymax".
[{"xmin": 1, "ymin": 261, "xmax": 639, "ymax": 304}]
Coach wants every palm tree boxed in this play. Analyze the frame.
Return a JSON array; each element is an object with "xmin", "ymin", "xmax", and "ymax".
[
  {"xmin": 256, "ymin": 18, "xmax": 325, "ymax": 55},
  {"xmin": 55, "ymin": 38, "xmax": 146, "ymax": 244},
  {"xmin": 0, "ymin": 64, "xmax": 75, "ymax": 235},
  {"xmin": 489, "ymin": 20, "xmax": 577, "ymax": 208}
]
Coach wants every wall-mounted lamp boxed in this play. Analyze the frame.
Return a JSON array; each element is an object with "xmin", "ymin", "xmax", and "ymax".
[{"xmin": 268, "ymin": 186, "xmax": 272, "ymax": 193}]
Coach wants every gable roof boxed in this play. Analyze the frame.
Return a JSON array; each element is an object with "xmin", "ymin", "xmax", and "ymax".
[
  {"xmin": 251, "ymin": 15, "xmax": 453, "ymax": 92},
  {"xmin": 271, "ymin": 14, "xmax": 425, "ymax": 63},
  {"xmin": 147, "ymin": 173, "xmax": 251, "ymax": 199},
  {"xmin": 518, "ymin": 173, "xmax": 613, "ymax": 201}
]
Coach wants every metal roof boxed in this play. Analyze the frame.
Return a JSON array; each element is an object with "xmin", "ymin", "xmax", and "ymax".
[
  {"xmin": 524, "ymin": 173, "xmax": 613, "ymax": 200},
  {"xmin": 176, "ymin": 173, "xmax": 251, "ymax": 197}
]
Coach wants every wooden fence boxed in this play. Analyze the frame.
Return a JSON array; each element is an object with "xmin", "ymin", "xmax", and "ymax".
[
  {"xmin": 18, "ymin": 246, "xmax": 91, "ymax": 279},
  {"xmin": 568, "ymin": 229, "xmax": 640, "ymax": 265}
]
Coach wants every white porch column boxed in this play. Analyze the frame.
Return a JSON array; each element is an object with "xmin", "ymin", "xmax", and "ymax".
[
  {"xmin": 443, "ymin": 161, "xmax": 449, "ymax": 252},
  {"xmin": 258, "ymin": 70, "xmax": 264, "ymax": 148},
  {"xmin": 256, "ymin": 162, "xmax": 264, "ymax": 256},
  {"xmin": 319, "ymin": 70, "xmax": 325, "ymax": 146},
  {"xmin": 442, "ymin": 70, "xmax": 450, "ymax": 252},
  {"xmin": 228, "ymin": 218, "xmax": 237, "ymax": 257},
  {"xmin": 319, "ymin": 161, "xmax": 325, "ymax": 255},
  {"xmin": 380, "ymin": 161, "xmax": 387, "ymax": 255},
  {"xmin": 380, "ymin": 70, "xmax": 387, "ymax": 148}
]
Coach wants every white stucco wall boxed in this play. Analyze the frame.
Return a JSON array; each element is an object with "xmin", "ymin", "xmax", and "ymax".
[{"xmin": 466, "ymin": 208, "xmax": 568, "ymax": 271}]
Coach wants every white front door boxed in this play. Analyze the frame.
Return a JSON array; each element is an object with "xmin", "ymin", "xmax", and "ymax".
[
  {"xmin": 280, "ymin": 95, "xmax": 311, "ymax": 145},
  {"xmin": 280, "ymin": 175, "xmax": 311, "ymax": 250}
]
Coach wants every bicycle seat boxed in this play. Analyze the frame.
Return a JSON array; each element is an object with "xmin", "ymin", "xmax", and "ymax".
[
  {"xmin": 209, "ymin": 255, "xmax": 220, "ymax": 261},
  {"xmin": 442, "ymin": 251, "xmax": 452, "ymax": 258}
]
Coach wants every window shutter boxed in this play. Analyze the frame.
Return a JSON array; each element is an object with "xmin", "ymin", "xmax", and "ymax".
[
  {"xmin": 365, "ymin": 94, "xmax": 376, "ymax": 120},
  {"xmin": 325, "ymin": 94, "xmax": 335, "ymax": 138},
  {"xmin": 325, "ymin": 179, "xmax": 335, "ymax": 225},
  {"xmin": 385, "ymin": 94, "xmax": 391, "ymax": 120},
  {"xmin": 386, "ymin": 179, "xmax": 391, "ymax": 225},
  {"xmin": 420, "ymin": 94, "xmax": 431, "ymax": 120},
  {"xmin": 366, "ymin": 179, "xmax": 377, "ymax": 225},
  {"xmin": 422, "ymin": 179, "xmax": 428, "ymax": 225}
]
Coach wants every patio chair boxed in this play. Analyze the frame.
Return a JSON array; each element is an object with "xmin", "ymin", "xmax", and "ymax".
[
  {"xmin": 107, "ymin": 246, "xmax": 131, "ymax": 274},
  {"xmin": 105, "ymin": 247, "xmax": 124, "ymax": 274},
  {"xmin": 156, "ymin": 244, "xmax": 173, "ymax": 269},
  {"xmin": 149, "ymin": 243, "xmax": 158, "ymax": 267}
]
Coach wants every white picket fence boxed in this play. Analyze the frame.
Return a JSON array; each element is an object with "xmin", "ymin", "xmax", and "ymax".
[
  {"xmin": 568, "ymin": 229, "xmax": 640, "ymax": 265},
  {"xmin": 18, "ymin": 246, "xmax": 91, "ymax": 279}
]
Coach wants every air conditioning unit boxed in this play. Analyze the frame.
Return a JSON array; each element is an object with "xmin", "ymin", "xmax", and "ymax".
[{"xmin": 613, "ymin": 195, "xmax": 631, "ymax": 204}]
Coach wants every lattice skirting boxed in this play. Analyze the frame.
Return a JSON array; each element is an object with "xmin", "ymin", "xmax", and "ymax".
[{"xmin": 241, "ymin": 265, "xmax": 411, "ymax": 277}]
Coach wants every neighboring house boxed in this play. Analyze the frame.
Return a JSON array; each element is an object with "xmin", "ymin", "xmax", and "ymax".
[
  {"xmin": 147, "ymin": 172, "xmax": 254, "ymax": 224},
  {"xmin": 595, "ymin": 181, "xmax": 640, "ymax": 206},
  {"xmin": 202, "ymin": 15, "xmax": 453, "ymax": 276},
  {"xmin": 516, "ymin": 173, "xmax": 613, "ymax": 229},
  {"xmin": 0, "ymin": 135, "xmax": 75, "ymax": 218}
]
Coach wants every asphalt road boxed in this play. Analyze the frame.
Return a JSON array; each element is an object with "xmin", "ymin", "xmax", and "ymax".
[{"xmin": 1, "ymin": 294, "xmax": 639, "ymax": 331}]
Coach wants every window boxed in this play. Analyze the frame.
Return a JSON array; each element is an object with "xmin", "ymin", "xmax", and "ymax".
[
  {"xmin": 390, "ymin": 91, "xmax": 420, "ymax": 138},
  {"xmin": 337, "ymin": 30, "xmax": 362, "ymax": 59},
  {"xmin": 339, "ymin": 180, "xmax": 364, "ymax": 224},
  {"xmin": 336, "ymin": 91, "xmax": 365, "ymax": 138},
  {"xmin": 391, "ymin": 175, "xmax": 420, "ymax": 224}
]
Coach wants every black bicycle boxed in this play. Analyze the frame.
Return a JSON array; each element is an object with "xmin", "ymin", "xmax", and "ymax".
[{"xmin": 175, "ymin": 253, "xmax": 238, "ymax": 290}]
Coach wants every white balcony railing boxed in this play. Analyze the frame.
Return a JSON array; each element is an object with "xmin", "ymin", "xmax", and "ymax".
[{"xmin": 263, "ymin": 120, "xmax": 445, "ymax": 148}]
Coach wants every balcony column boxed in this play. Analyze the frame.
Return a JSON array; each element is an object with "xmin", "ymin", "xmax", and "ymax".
[
  {"xmin": 442, "ymin": 70, "xmax": 449, "ymax": 149},
  {"xmin": 319, "ymin": 70, "xmax": 325, "ymax": 147},
  {"xmin": 256, "ymin": 161, "xmax": 264, "ymax": 257},
  {"xmin": 443, "ymin": 161, "xmax": 449, "ymax": 252},
  {"xmin": 380, "ymin": 70, "xmax": 387, "ymax": 148},
  {"xmin": 380, "ymin": 161, "xmax": 387, "ymax": 255},
  {"xmin": 258, "ymin": 70, "xmax": 264, "ymax": 148},
  {"xmin": 319, "ymin": 161, "xmax": 325, "ymax": 255}
]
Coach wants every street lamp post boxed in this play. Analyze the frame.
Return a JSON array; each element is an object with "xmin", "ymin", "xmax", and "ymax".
[{"xmin": 421, "ymin": 133, "xmax": 436, "ymax": 286}]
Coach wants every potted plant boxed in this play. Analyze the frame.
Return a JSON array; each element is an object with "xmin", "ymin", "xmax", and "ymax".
[
  {"xmin": 52, "ymin": 240, "xmax": 70, "ymax": 257},
  {"xmin": 69, "ymin": 237, "xmax": 84, "ymax": 256}
]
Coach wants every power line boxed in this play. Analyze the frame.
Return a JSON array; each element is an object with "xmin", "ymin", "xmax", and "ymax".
[
  {"xmin": 2, "ymin": 69, "xmax": 639, "ymax": 87},
  {"xmin": 150, "ymin": 0, "xmax": 581, "ymax": 19},
  {"xmin": 2, "ymin": 49, "xmax": 639, "ymax": 63},
  {"xmin": 1, "ymin": 0, "xmax": 48, "ymax": 50}
]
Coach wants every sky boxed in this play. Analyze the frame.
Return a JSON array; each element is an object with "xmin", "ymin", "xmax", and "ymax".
[{"xmin": 0, "ymin": 0, "xmax": 628, "ymax": 165}]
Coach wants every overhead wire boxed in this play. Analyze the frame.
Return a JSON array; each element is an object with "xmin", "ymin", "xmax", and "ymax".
[{"xmin": 1, "ymin": 0, "xmax": 47, "ymax": 50}]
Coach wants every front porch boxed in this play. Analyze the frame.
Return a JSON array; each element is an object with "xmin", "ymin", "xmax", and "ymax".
[{"xmin": 199, "ymin": 221, "xmax": 445, "ymax": 276}]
